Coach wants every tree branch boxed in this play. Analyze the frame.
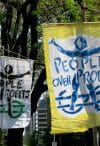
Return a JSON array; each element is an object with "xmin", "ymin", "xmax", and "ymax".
[
  {"xmin": 74, "ymin": 0, "xmax": 100, "ymax": 14},
  {"xmin": 31, "ymin": 68, "xmax": 48, "ymax": 114}
]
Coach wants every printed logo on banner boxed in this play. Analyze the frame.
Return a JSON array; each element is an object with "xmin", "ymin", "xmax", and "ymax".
[{"xmin": 49, "ymin": 36, "xmax": 100, "ymax": 116}]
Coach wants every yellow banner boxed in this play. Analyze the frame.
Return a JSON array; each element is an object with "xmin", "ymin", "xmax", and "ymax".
[{"xmin": 43, "ymin": 23, "xmax": 100, "ymax": 134}]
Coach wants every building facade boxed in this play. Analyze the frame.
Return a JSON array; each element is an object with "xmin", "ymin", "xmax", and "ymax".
[{"xmin": 35, "ymin": 99, "xmax": 49, "ymax": 132}]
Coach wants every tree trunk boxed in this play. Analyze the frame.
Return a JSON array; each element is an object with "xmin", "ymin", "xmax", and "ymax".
[
  {"xmin": 30, "ymin": 0, "xmax": 39, "ymax": 60},
  {"xmin": 7, "ymin": 129, "xmax": 24, "ymax": 146},
  {"xmin": 0, "ymin": 1, "xmax": 45, "ymax": 146}
]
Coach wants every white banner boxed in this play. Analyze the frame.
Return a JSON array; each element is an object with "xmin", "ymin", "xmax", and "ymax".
[{"xmin": 0, "ymin": 56, "xmax": 33, "ymax": 129}]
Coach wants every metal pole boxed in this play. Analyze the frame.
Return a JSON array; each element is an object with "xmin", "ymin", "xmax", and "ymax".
[
  {"xmin": 81, "ymin": 0, "xmax": 86, "ymax": 22},
  {"xmin": 60, "ymin": 135, "xmax": 61, "ymax": 146},
  {"xmin": 93, "ymin": 128, "xmax": 98, "ymax": 146},
  {"xmin": 54, "ymin": 134, "xmax": 55, "ymax": 142},
  {"xmin": 52, "ymin": 134, "xmax": 57, "ymax": 146},
  {"xmin": 81, "ymin": 0, "xmax": 98, "ymax": 146},
  {"xmin": 81, "ymin": 1, "xmax": 98, "ymax": 145}
]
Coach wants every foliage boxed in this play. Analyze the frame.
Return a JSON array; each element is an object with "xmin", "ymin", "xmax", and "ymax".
[
  {"xmin": 37, "ymin": 0, "xmax": 81, "ymax": 23},
  {"xmin": 42, "ymin": 129, "xmax": 53, "ymax": 146},
  {"xmin": 24, "ymin": 131, "xmax": 38, "ymax": 146},
  {"xmin": 37, "ymin": 0, "xmax": 100, "ymax": 24},
  {"xmin": 0, "ymin": 10, "xmax": 5, "ymax": 24},
  {"xmin": 82, "ymin": 0, "xmax": 100, "ymax": 21},
  {"xmin": 24, "ymin": 130, "xmax": 53, "ymax": 146}
]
